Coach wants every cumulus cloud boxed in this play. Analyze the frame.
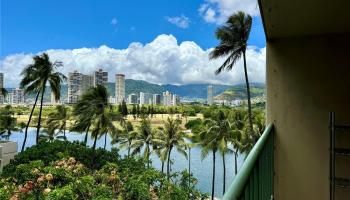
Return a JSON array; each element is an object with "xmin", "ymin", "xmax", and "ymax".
[
  {"xmin": 0, "ymin": 34, "xmax": 265, "ymax": 88},
  {"xmin": 199, "ymin": 0, "xmax": 260, "ymax": 24},
  {"xmin": 165, "ymin": 15, "xmax": 190, "ymax": 29}
]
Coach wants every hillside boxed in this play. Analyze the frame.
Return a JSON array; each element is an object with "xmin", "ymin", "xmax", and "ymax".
[
  {"xmin": 215, "ymin": 83, "xmax": 265, "ymax": 101},
  {"xmin": 15, "ymin": 79, "xmax": 235, "ymax": 102}
]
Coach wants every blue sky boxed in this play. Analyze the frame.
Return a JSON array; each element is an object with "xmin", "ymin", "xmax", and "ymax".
[
  {"xmin": 1, "ymin": 0, "xmax": 265, "ymax": 57},
  {"xmin": 0, "ymin": 0, "xmax": 266, "ymax": 87}
]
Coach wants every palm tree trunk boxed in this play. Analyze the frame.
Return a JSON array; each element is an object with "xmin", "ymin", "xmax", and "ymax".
[
  {"xmin": 167, "ymin": 147, "xmax": 172, "ymax": 180},
  {"xmin": 92, "ymin": 134, "xmax": 98, "ymax": 150},
  {"xmin": 222, "ymin": 153, "xmax": 226, "ymax": 195},
  {"xmin": 243, "ymin": 51, "xmax": 254, "ymax": 142},
  {"xmin": 161, "ymin": 161, "xmax": 164, "ymax": 174},
  {"xmin": 212, "ymin": 150, "xmax": 216, "ymax": 200},
  {"xmin": 127, "ymin": 141, "xmax": 131, "ymax": 157},
  {"xmin": 188, "ymin": 147, "xmax": 191, "ymax": 188},
  {"xmin": 146, "ymin": 143, "xmax": 150, "ymax": 168},
  {"xmin": 234, "ymin": 150, "xmax": 238, "ymax": 175},
  {"xmin": 104, "ymin": 133, "xmax": 107, "ymax": 150},
  {"xmin": 36, "ymin": 86, "xmax": 46, "ymax": 144},
  {"xmin": 84, "ymin": 124, "xmax": 90, "ymax": 146},
  {"xmin": 22, "ymin": 91, "xmax": 40, "ymax": 152},
  {"xmin": 63, "ymin": 129, "xmax": 66, "ymax": 140}
]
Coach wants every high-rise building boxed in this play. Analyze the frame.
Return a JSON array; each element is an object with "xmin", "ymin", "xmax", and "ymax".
[
  {"xmin": 93, "ymin": 69, "xmax": 108, "ymax": 86},
  {"xmin": 163, "ymin": 91, "xmax": 173, "ymax": 106},
  {"xmin": 153, "ymin": 94, "xmax": 161, "ymax": 105},
  {"xmin": 8, "ymin": 88, "xmax": 25, "ymax": 104},
  {"xmin": 139, "ymin": 92, "xmax": 145, "ymax": 105},
  {"xmin": 0, "ymin": 73, "xmax": 4, "ymax": 104},
  {"xmin": 207, "ymin": 85, "xmax": 214, "ymax": 105},
  {"xmin": 128, "ymin": 94, "xmax": 138, "ymax": 104},
  {"xmin": 115, "ymin": 74, "xmax": 125, "ymax": 104},
  {"xmin": 172, "ymin": 94, "xmax": 180, "ymax": 106},
  {"xmin": 140, "ymin": 92, "xmax": 152, "ymax": 105},
  {"xmin": 68, "ymin": 71, "xmax": 93, "ymax": 103},
  {"xmin": 82, "ymin": 74, "xmax": 93, "ymax": 92}
]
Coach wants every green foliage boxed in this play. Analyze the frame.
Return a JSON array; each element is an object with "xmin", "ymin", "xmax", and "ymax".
[
  {"xmin": 0, "ymin": 141, "xmax": 204, "ymax": 200},
  {"xmin": 2, "ymin": 140, "xmax": 119, "ymax": 176}
]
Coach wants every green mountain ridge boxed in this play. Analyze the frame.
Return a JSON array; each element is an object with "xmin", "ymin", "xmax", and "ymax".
[
  {"xmin": 215, "ymin": 83, "xmax": 266, "ymax": 101},
  {"xmin": 7, "ymin": 80, "xmax": 265, "ymax": 102}
]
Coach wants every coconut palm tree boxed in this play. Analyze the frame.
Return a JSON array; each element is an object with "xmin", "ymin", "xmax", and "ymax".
[
  {"xmin": 131, "ymin": 117, "xmax": 154, "ymax": 167},
  {"xmin": 209, "ymin": 11, "xmax": 254, "ymax": 141},
  {"xmin": 112, "ymin": 121, "xmax": 137, "ymax": 157},
  {"xmin": 46, "ymin": 105, "xmax": 69, "ymax": 140},
  {"xmin": 0, "ymin": 106, "xmax": 18, "ymax": 140},
  {"xmin": 20, "ymin": 53, "xmax": 66, "ymax": 149},
  {"xmin": 200, "ymin": 110, "xmax": 232, "ymax": 196},
  {"xmin": 73, "ymin": 85, "xmax": 118, "ymax": 151},
  {"xmin": 161, "ymin": 117, "xmax": 187, "ymax": 180}
]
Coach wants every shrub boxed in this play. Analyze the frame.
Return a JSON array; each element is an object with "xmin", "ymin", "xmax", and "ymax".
[
  {"xmin": 2, "ymin": 140, "xmax": 119, "ymax": 176},
  {"xmin": 0, "ymin": 140, "xmax": 206, "ymax": 199}
]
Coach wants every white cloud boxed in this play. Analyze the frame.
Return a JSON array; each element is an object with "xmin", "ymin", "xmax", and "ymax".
[
  {"xmin": 0, "ymin": 34, "xmax": 265, "ymax": 88},
  {"xmin": 165, "ymin": 15, "xmax": 190, "ymax": 29},
  {"xmin": 199, "ymin": 0, "xmax": 260, "ymax": 24},
  {"xmin": 110, "ymin": 17, "xmax": 118, "ymax": 26}
]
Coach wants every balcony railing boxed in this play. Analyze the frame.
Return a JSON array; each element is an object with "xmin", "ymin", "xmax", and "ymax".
[{"xmin": 223, "ymin": 123, "xmax": 274, "ymax": 200}]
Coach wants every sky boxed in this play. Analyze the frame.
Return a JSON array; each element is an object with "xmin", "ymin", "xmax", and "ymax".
[{"xmin": 0, "ymin": 0, "xmax": 266, "ymax": 88}]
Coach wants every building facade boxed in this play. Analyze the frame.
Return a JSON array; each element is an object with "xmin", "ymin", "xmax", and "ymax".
[
  {"xmin": 93, "ymin": 69, "xmax": 108, "ymax": 86},
  {"xmin": 115, "ymin": 74, "xmax": 125, "ymax": 104},
  {"xmin": 153, "ymin": 94, "xmax": 161, "ymax": 105},
  {"xmin": 128, "ymin": 94, "xmax": 138, "ymax": 104},
  {"xmin": 207, "ymin": 85, "xmax": 214, "ymax": 105},
  {"xmin": 8, "ymin": 88, "xmax": 25, "ymax": 104},
  {"xmin": 68, "ymin": 71, "xmax": 93, "ymax": 103},
  {"xmin": 162, "ymin": 91, "xmax": 173, "ymax": 106}
]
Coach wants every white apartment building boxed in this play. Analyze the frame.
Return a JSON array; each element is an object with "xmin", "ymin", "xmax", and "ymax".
[
  {"xmin": 93, "ymin": 69, "xmax": 108, "ymax": 86},
  {"xmin": 115, "ymin": 74, "xmax": 125, "ymax": 104},
  {"xmin": 207, "ymin": 85, "xmax": 214, "ymax": 105}
]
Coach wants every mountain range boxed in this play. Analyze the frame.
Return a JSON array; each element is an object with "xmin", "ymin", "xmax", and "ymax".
[{"xmin": 7, "ymin": 79, "xmax": 265, "ymax": 102}]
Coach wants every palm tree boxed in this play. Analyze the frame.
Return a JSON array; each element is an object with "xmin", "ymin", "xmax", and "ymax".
[
  {"xmin": 112, "ymin": 121, "xmax": 137, "ymax": 157},
  {"xmin": 73, "ymin": 85, "xmax": 118, "ymax": 151},
  {"xmin": 20, "ymin": 53, "xmax": 66, "ymax": 149},
  {"xmin": 210, "ymin": 11, "xmax": 254, "ymax": 141},
  {"xmin": 131, "ymin": 117, "xmax": 154, "ymax": 167},
  {"xmin": 1, "ymin": 88, "xmax": 8, "ymax": 100},
  {"xmin": 200, "ymin": 110, "xmax": 232, "ymax": 196},
  {"xmin": 46, "ymin": 105, "xmax": 69, "ymax": 140},
  {"xmin": 0, "ymin": 106, "xmax": 18, "ymax": 140},
  {"xmin": 161, "ymin": 118, "xmax": 187, "ymax": 180}
]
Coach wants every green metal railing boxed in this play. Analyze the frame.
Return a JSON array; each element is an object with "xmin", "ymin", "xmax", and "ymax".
[{"xmin": 223, "ymin": 123, "xmax": 274, "ymax": 200}]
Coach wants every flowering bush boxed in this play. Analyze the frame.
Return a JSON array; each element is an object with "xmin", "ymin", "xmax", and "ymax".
[{"xmin": 0, "ymin": 141, "xmax": 207, "ymax": 200}]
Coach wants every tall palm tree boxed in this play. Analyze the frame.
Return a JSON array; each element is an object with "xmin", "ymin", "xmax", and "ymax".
[
  {"xmin": 46, "ymin": 105, "xmax": 69, "ymax": 140},
  {"xmin": 209, "ymin": 11, "xmax": 254, "ymax": 141},
  {"xmin": 131, "ymin": 117, "xmax": 154, "ymax": 167},
  {"xmin": 161, "ymin": 118, "xmax": 187, "ymax": 180},
  {"xmin": 112, "ymin": 121, "xmax": 137, "ymax": 157},
  {"xmin": 73, "ymin": 85, "xmax": 118, "ymax": 151},
  {"xmin": 20, "ymin": 53, "xmax": 66, "ymax": 149},
  {"xmin": 201, "ymin": 110, "xmax": 232, "ymax": 196}
]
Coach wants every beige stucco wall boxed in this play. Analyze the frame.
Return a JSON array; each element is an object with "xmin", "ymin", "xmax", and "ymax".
[{"xmin": 266, "ymin": 34, "xmax": 350, "ymax": 200}]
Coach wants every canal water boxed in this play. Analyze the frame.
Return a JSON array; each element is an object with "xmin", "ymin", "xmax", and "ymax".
[{"xmin": 7, "ymin": 128, "xmax": 244, "ymax": 198}]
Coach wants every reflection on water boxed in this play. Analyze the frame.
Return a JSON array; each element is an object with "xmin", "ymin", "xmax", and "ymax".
[{"xmin": 8, "ymin": 128, "xmax": 244, "ymax": 198}]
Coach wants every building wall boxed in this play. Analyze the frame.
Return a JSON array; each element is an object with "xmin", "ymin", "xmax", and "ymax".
[
  {"xmin": 266, "ymin": 34, "xmax": 350, "ymax": 200},
  {"xmin": 115, "ymin": 74, "xmax": 125, "ymax": 104}
]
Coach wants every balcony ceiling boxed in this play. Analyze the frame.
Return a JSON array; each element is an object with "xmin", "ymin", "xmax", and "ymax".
[{"xmin": 259, "ymin": 0, "xmax": 350, "ymax": 39}]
